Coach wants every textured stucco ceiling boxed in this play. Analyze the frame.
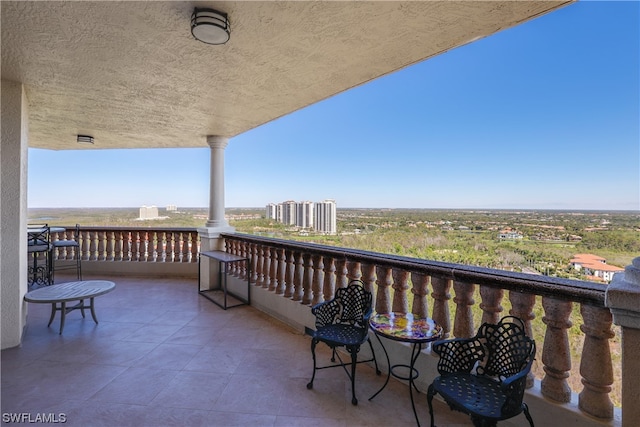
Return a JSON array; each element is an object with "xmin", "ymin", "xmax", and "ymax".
[{"xmin": 1, "ymin": 1, "xmax": 572, "ymax": 150}]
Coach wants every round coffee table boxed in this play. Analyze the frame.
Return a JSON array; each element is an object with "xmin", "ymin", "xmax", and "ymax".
[{"xmin": 24, "ymin": 280, "xmax": 115, "ymax": 334}]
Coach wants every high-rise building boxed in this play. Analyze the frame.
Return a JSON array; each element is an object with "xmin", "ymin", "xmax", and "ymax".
[
  {"xmin": 313, "ymin": 199, "xmax": 337, "ymax": 235},
  {"xmin": 266, "ymin": 203, "xmax": 277, "ymax": 220},
  {"xmin": 281, "ymin": 200, "xmax": 296, "ymax": 225},
  {"xmin": 296, "ymin": 201, "xmax": 314, "ymax": 229},
  {"xmin": 267, "ymin": 199, "xmax": 336, "ymax": 234}
]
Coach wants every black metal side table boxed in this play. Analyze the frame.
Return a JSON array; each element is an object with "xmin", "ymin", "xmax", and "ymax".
[
  {"xmin": 198, "ymin": 250, "xmax": 250, "ymax": 309},
  {"xmin": 368, "ymin": 312, "xmax": 443, "ymax": 426}
]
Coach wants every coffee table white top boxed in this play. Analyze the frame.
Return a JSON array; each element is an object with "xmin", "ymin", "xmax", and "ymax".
[{"xmin": 24, "ymin": 280, "xmax": 115, "ymax": 303}]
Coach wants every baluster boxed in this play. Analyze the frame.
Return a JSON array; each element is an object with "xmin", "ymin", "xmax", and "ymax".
[
  {"xmin": 50, "ymin": 231, "xmax": 61, "ymax": 261},
  {"xmin": 250, "ymin": 243, "xmax": 258, "ymax": 284},
  {"xmin": 165, "ymin": 231, "xmax": 174, "ymax": 262},
  {"xmin": 268, "ymin": 247, "xmax": 277, "ymax": 291},
  {"xmin": 410, "ymin": 272, "xmax": 429, "ymax": 318},
  {"xmin": 275, "ymin": 248, "xmax": 286, "ymax": 295},
  {"xmin": 579, "ymin": 304, "xmax": 614, "ymax": 419},
  {"xmin": 479, "ymin": 286, "xmax": 503, "ymax": 324},
  {"xmin": 98, "ymin": 231, "xmax": 107, "ymax": 261},
  {"xmin": 335, "ymin": 259, "xmax": 348, "ymax": 289},
  {"xmin": 541, "ymin": 297, "xmax": 573, "ymax": 403},
  {"xmin": 261, "ymin": 246, "xmax": 271, "ymax": 289},
  {"xmin": 361, "ymin": 263, "xmax": 376, "ymax": 295},
  {"xmin": 227, "ymin": 240, "xmax": 236, "ymax": 275},
  {"xmin": 131, "ymin": 231, "xmax": 141, "ymax": 262},
  {"xmin": 81, "ymin": 230, "xmax": 91, "ymax": 261},
  {"xmin": 509, "ymin": 291, "xmax": 537, "ymax": 387},
  {"xmin": 431, "ymin": 276, "xmax": 452, "ymax": 338},
  {"xmin": 190, "ymin": 232, "xmax": 198, "ymax": 263},
  {"xmin": 180, "ymin": 231, "xmax": 190, "ymax": 264},
  {"xmin": 89, "ymin": 231, "xmax": 98, "ymax": 261},
  {"xmin": 122, "ymin": 231, "xmax": 132, "ymax": 261},
  {"xmin": 105, "ymin": 230, "xmax": 114, "ymax": 261},
  {"xmin": 148, "ymin": 231, "xmax": 157, "ymax": 262},
  {"xmin": 347, "ymin": 260, "xmax": 361, "ymax": 283},
  {"xmin": 311, "ymin": 254, "xmax": 324, "ymax": 305},
  {"xmin": 322, "ymin": 256, "xmax": 336, "ymax": 301},
  {"xmin": 452, "ymin": 280, "xmax": 475, "ymax": 338},
  {"xmin": 375, "ymin": 265, "xmax": 392, "ymax": 314},
  {"xmin": 113, "ymin": 231, "xmax": 123, "ymax": 261},
  {"xmin": 391, "ymin": 268, "xmax": 409, "ymax": 314},
  {"xmin": 240, "ymin": 241, "xmax": 248, "ymax": 280},
  {"xmin": 292, "ymin": 251, "xmax": 303, "ymax": 302},
  {"xmin": 140, "ymin": 230, "xmax": 147, "ymax": 262},
  {"xmin": 301, "ymin": 253, "xmax": 313, "ymax": 305},
  {"xmin": 284, "ymin": 249, "xmax": 294, "ymax": 297},
  {"xmin": 133, "ymin": 231, "xmax": 145, "ymax": 262},
  {"xmin": 229, "ymin": 240, "xmax": 238, "ymax": 275},
  {"xmin": 157, "ymin": 231, "xmax": 166, "ymax": 262},
  {"xmin": 255, "ymin": 245, "xmax": 264, "ymax": 287}
]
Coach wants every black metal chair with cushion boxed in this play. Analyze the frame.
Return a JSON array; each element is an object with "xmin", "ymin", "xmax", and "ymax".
[
  {"xmin": 27, "ymin": 224, "xmax": 52, "ymax": 287},
  {"xmin": 306, "ymin": 280, "xmax": 380, "ymax": 405},
  {"xmin": 52, "ymin": 224, "xmax": 82, "ymax": 282},
  {"xmin": 427, "ymin": 316, "xmax": 536, "ymax": 427}
]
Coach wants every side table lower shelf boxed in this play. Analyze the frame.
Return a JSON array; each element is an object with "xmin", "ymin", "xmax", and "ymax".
[{"xmin": 198, "ymin": 250, "xmax": 250, "ymax": 310}]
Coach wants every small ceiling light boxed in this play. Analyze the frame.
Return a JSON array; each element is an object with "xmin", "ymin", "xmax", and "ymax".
[
  {"xmin": 77, "ymin": 134, "xmax": 94, "ymax": 144},
  {"xmin": 191, "ymin": 8, "xmax": 230, "ymax": 45}
]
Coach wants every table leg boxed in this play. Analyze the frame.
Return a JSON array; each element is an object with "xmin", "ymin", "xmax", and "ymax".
[
  {"xmin": 47, "ymin": 303, "xmax": 57, "ymax": 327},
  {"xmin": 59, "ymin": 301, "xmax": 66, "ymax": 334},
  {"xmin": 80, "ymin": 299, "xmax": 86, "ymax": 318},
  {"xmin": 368, "ymin": 333, "xmax": 391, "ymax": 401},
  {"xmin": 408, "ymin": 342, "xmax": 424, "ymax": 426},
  {"xmin": 90, "ymin": 297, "xmax": 98, "ymax": 324}
]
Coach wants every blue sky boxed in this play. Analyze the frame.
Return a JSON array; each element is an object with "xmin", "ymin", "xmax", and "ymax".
[{"xmin": 28, "ymin": 1, "xmax": 639, "ymax": 210}]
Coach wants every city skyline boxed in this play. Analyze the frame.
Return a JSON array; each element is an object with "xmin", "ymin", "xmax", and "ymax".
[{"xmin": 27, "ymin": 1, "xmax": 639, "ymax": 211}]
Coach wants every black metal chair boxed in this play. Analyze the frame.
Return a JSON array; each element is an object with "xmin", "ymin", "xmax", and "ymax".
[
  {"xmin": 427, "ymin": 316, "xmax": 536, "ymax": 427},
  {"xmin": 306, "ymin": 280, "xmax": 380, "ymax": 405},
  {"xmin": 27, "ymin": 224, "xmax": 52, "ymax": 287},
  {"xmin": 52, "ymin": 224, "xmax": 82, "ymax": 282}
]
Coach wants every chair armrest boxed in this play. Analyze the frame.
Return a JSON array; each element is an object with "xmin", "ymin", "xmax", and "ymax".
[{"xmin": 432, "ymin": 337, "xmax": 486, "ymax": 375}]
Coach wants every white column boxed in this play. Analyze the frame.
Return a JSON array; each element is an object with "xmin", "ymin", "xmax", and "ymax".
[
  {"xmin": 205, "ymin": 135, "xmax": 230, "ymax": 228},
  {"xmin": 198, "ymin": 136, "xmax": 235, "ymax": 290},
  {"xmin": 606, "ymin": 257, "xmax": 640, "ymax": 427},
  {"xmin": 1, "ymin": 80, "xmax": 29, "ymax": 349}
]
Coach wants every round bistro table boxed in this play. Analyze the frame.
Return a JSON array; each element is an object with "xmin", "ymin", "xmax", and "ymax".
[
  {"xmin": 24, "ymin": 280, "xmax": 115, "ymax": 334},
  {"xmin": 368, "ymin": 312, "xmax": 443, "ymax": 426}
]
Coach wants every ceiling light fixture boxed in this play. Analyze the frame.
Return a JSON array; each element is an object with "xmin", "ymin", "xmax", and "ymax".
[
  {"xmin": 77, "ymin": 134, "xmax": 94, "ymax": 144},
  {"xmin": 191, "ymin": 8, "xmax": 230, "ymax": 45}
]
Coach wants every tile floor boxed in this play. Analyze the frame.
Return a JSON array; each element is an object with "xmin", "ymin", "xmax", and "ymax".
[{"xmin": 2, "ymin": 274, "xmax": 470, "ymax": 426}]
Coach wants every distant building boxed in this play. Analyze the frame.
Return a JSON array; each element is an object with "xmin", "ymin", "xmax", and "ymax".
[
  {"xmin": 314, "ymin": 199, "xmax": 337, "ymax": 235},
  {"xmin": 570, "ymin": 253, "xmax": 624, "ymax": 283},
  {"xmin": 281, "ymin": 201, "xmax": 296, "ymax": 226},
  {"xmin": 296, "ymin": 201, "xmax": 314, "ymax": 229},
  {"xmin": 265, "ymin": 199, "xmax": 336, "ymax": 235},
  {"xmin": 498, "ymin": 231, "xmax": 523, "ymax": 240},
  {"xmin": 139, "ymin": 205, "xmax": 159, "ymax": 220},
  {"xmin": 166, "ymin": 205, "xmax": 177, "ymax": 212},
  {"xmin": 266, "ymin": 203, "xmax": 278, "ymax": 220}
]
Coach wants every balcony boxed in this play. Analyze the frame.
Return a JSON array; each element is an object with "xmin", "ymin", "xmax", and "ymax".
[
  {"xmin": 2, "ymin": 272, "xmax": 477, "ymax": 426},
  {"xmin": 4, "ymin": 226, "xmax": 637, "ymax": 426}
]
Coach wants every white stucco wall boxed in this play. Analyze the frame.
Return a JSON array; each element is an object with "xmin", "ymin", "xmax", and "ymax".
[{"xmin": 1, "ymin": 79, "xmax": 29, "ymax": 349}]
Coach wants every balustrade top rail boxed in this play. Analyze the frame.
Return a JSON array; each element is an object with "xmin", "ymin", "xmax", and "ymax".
[
  {"xmin": 64, "ymin": 226, "xmax": 198, "ymax": 232},
  {"xmin": 221, "ymin": 232, "xmax": 606, "ymax": 306}
]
